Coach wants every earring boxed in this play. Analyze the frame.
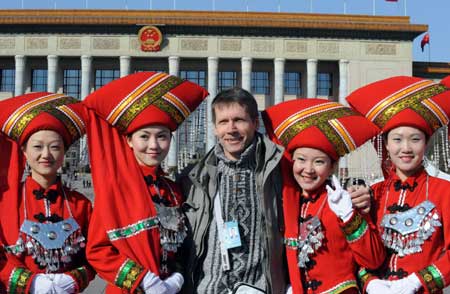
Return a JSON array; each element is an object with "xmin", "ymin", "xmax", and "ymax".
[{"xmin": 24, "ymin": 162, "xmax": 31, "ymax": 176}]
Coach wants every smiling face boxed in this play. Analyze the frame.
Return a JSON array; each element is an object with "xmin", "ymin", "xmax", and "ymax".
[
  {"xmin": 23, "ymin": 130, "xmax": 65, "ymax": 183},
  {"xmin": 292, "ymin": 147, "xmax": 334, "ymax": 196},
  {"xmin": 213, "ymin": 102, "xmax": 258, "ymax": 161},
  {"xmin": 385, "ymin": 126, "xmax": 427, "ymax": 181},
  {"xmin": 127, "ymin": 125, "xmax": 172, "ymax": 167}
]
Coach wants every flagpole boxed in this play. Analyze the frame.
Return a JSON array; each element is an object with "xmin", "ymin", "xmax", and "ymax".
[
  {"xmin": 278, "ymin": 0, "xmax": 281, "ymax": 12},
  {"xmin": 372, "ymin": 0, "xmax": 375, "ymax": 16},
  {"xmin": 246, "ymin": 0, "xmax": 249, "ymax": 12},
  {"xmin": 149, "ymin": 0, "xmax": 152, "ymax": 9},
  {"xmin": 213, "ymin": 0, "xmax": 216, "ymax": 11},
  {"xmin": 21, "ymin": 0, "xmax": 24, "ymax": 9},
  {"xmin": 310, "ymin": 0, "xmax": 313, "ymax": 13},
  {"xmin": 85, "ymin": 0, "xmax": 88, "ymax": 9},
  {"xmin": 404, "ymin": 0, "xmax": 407, "ymax": 16},
  {"xmin": 344, "ymin": 0, "xmax": 347, "ymax": 14}
]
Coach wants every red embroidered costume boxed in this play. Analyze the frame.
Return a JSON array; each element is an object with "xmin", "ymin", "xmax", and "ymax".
[
  {"xmin": 0, "ymin": 93, "xmax": 95, "ymax": 293},
  {"xmin": 347, "ymin": 75, "xmax": 450, "ymax": 293},
  {"xmin": 82, "ymin": 72, "xmax": 207, "ymax": 293},
  {"xmin": 262, "ymin": 99, "xmax": 386, "ymax": 294}
]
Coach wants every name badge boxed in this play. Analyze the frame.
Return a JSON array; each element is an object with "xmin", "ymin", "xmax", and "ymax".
[{"xmin": 222, "ymin": 221, "xmax": 242, "ymax": 249}]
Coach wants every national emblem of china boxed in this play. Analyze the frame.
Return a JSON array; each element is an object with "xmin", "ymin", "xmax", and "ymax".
[{"xmin": 138, "ymin": 26, "xmax": 163, "ymax": 52}]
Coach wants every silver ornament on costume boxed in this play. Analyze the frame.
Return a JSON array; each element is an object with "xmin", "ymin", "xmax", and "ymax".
[
  {"xmin": 381, "ymin": 200, "xmax": 441, "ymax": 257},
  {"xmin": 296, "ymin": 216, "xmax": 324, "ymax": 268}
]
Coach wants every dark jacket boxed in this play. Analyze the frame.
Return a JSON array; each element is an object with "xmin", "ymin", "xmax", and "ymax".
[{"xmin": 180, "ymin": 133, "xmax": 288, "ymax": 294}]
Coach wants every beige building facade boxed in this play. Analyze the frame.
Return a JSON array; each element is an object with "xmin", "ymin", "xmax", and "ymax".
[{"xmin": 0, "ymin": 10, "xmax": 428, "ymax": 175}]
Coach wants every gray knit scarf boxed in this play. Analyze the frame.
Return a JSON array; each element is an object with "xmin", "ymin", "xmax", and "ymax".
[{"xmin": 196, "ymin": 137, "xmax": 266, "ymax": 294}]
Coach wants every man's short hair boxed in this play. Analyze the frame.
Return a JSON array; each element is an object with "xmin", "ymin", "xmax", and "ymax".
[{"xmin": 211, "ymin": 87, "xmax": 259, "ymax": 123}]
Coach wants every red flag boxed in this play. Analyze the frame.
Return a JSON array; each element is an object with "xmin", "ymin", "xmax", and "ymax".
[{"xmin": 421, "ymin": 33, "xmax": 430, "ymax": 52}]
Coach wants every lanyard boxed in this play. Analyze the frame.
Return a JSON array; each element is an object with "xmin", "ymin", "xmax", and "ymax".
[{"xmin": 213, "ymin": 190, "xmax": 231, "ymax": 271}]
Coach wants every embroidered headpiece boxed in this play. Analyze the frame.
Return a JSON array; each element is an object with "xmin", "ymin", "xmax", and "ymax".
[
  {"xmin": 83, "ymin": 71, "xmax": 208, "ymax": 133},
  {"xmin": 346, "ymin": 76, "xmax": 450, "ymax": 136},
  {"xmin": 0, "ymin": 92, "xmax": 86, "ymax": 146},
  {"xmin": 262, "ymin": 99, "xmax": 379, "ymax": 160}
]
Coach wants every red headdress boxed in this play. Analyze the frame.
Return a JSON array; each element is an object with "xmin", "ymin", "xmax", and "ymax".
[
  {"xmin": 346, "ymin": 76, "xmax": 450, "ymax": 176},
  {"xmin": 0, "ymin": 92, "xmax": 87, "ymax": 247},
  {"xmin": 82, "ymin": 71, "xmax": 208, "ymax": 274},
  {"xmin": 262, "ymin": 98, "xmax": 379, "ymax": 294},
  {"xmin": 346, "ymin": 76, "xmax": 450, "ymax": 136}
]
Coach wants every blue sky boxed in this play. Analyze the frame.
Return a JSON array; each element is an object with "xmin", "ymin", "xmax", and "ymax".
[{"xmin": 1, "ymin": 0, "xmax": 448, "ymax": 62}]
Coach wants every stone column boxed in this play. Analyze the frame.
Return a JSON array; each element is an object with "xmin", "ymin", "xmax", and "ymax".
[
  {"xmin": 339, "ymin": 59, "xmax": 349, "ymax": 106},
  {"xmin": 80, "ymin": 55, "xmax": 92, "ymax": 99},
  {"xmin": 47, "ymin": 55, "xmax": 59, "ymax": 93},
  {"xmin": 120, "ymin": 56, "xmax": 131, "ymax": 78},
  {"xmin": 167, "ymin": 56, "xmax": 180, "ymax": 171},
  {"xmin": 338, "ymin": 59, "xmax": 350, "ymax": 172},
  {"xmin": 274, "ymin": 58, "xmax": 285, "ymax": 105},
  {"xmin": 14, "ymin": 55, "xmax": 26, "ymax": 96},
  {"xmin": 241, "ymin": 57, "xmax": 252, "ymax": 92},
  {"xmin": 207, "ymin": 57, "xmax": 219, "ymax": 151},
  {"xmin": 307, "ymin": 59, "xmax": 318, "ymax": 98}
]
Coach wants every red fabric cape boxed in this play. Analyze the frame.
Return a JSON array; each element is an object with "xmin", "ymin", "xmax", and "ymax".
[
  {"xmin": 85, "ymin": 109, "xmax": 161, "ymax": 273},
  {"xmin": 0, "ymin": 133, "xmax": 25, "ymax": 247}
]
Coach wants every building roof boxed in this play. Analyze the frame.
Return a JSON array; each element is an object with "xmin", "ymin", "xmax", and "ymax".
[
  {"xmin": 0, "ymin": 9, "xmax": 427, "ymax": 40},
  {"xmin": 413, "ymin": 62, "xmax": 450, "ymax": 79}
]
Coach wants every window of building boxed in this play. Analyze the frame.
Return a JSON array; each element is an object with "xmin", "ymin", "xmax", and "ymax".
[
  {"xmin": 284, "ymin": 72, "xmax": 302, "ymax": 96},
  {"xmin": 218, "ymin": 71, "xmax": 237, "ymax": 91},
  {"xmin": 63, "ymin": 69, "xmax": 81, "ymax": 99},
  {"xmin": 317, "ymin": 73, "xmax": 333, "ymax": 97},
  {"xmin": 180, "ymin": 70, "xmax": 206, "ymax": 87},
  {"xmin": 252, "ymin": 71, "xmax": 270, "ymax": 95},
  {"xmin": 178, "ymin": 70, "xmax": 207, "ymax": 171},
  {"xmin": 0, "ymin": 69, "xmax": 15, "ymax": 93},
  {"xmin": 95, "ymin": 69, "xmax": 120, "ymax": 89},
  {"xmin": 31, "ymin": 69, "xmax": 48, "ymax": 92}
]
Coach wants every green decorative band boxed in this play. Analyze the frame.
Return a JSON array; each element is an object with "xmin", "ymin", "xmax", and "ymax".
[
  {"xmin": 152, "ymin": 95, "xmax": 186, "ymax": 126},
  {"xmin": 374, "ymin": 84, "xmax": 447, "ymax": 131},
  {"xmin": 8, "ymin": 267, "xmax": 32, "ymax": 294},
  {"xmin": 69, "ymin": 266, "xmax": 89, "ymax": 292},
  {"xmin": 279, "ymin": 107, "xmax": 357, "ymax": 157},
  {"xmin": 115, "ymin": 75, "xmax": 184, "ymax": 133},
  {"xmin": 115, "ymin": 259, "xmax": 144, "ymax": 290},
  {"xmin": 326, "ymin": 280, "xmax": 358, "ymax": 294},
  {"xmin": 419, "ymin": 265, "xmax": 444, "ymax": 293},
  {"xmin": 345, "ymin": 216, "xmax": 368, "ymax": 243},
  {"xmin": 10, "ymin": 96, "xmax": 78, "ymax": 142},
  {"xmin": 341, "ymin": 212, "xmax": 363, "ymax": 235},
  {"xmin": 107, "ymin": 217, "xmax": 159, "ymax": 241},
  {"xmin": 284, "ymin": 237, "xmax": 299, "ymax": 249},
  {"xmin": 358, "ymin": 268, "xmax": 373, "ymax": 287}
]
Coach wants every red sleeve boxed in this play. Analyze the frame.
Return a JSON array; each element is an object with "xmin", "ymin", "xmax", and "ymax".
[
  {"xmin": 414, "ymin": 195, "xmax": 450, "ymax": 293},
  {"xmin": 339, "ymin": 210, "xmax": 386, "ymax": 270},
  {"xmin": 0, "ymin": 253, "xmax": 36, "ymax": 293},
  {"xmin": 86, "ymin": 210, "xmax": 147, "ymax": 293}
]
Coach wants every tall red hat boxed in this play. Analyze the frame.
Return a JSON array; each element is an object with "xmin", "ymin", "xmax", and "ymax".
[
  {"xmin": 83, "ymin": 71, "xmax": 208, "ymax": 133},
  {"xmin": 82, "ymin": 71, "xmax": 208, "ymax": 281},
  {"xmin": 0, "ymin": 92, "xmax": 86, "ymax": 147},
  {"xmin": 346, "ymin": 76, "xmax": 450, "ymax": 136},
  {"xmin": 262, "ymin": 99, "xmax": 379, "ymax": 160}
]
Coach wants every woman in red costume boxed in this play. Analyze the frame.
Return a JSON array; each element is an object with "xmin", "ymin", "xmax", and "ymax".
[
  {"xmin": 82, "ymin": 71, "xmax": 207, "ymax": 293},
  {"xmin": 262, "ymin": 99, "xmax": 386, "ymax": 294},
  {"xmin": 0, "ymin": 92, "xmax": 95, "ymax": 293},
  {"xmin": 346, "ymin": 76, "xmax": 450, "ymax": 294}
]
